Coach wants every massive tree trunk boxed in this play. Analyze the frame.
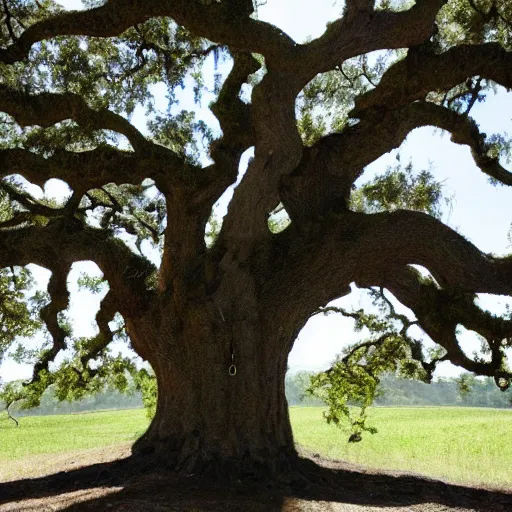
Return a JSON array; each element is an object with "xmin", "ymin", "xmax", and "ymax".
[{"xmin": 129, "ymin": 284, "xmax": 299, "ymax": 475}]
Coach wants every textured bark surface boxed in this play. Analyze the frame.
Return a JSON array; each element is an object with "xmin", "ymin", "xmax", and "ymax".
[
  {"xmin": 133, "ymin": 333, "xmax": 294, "ymax": 475},
  {"xmin": 126, "ymin": 265, "xmax": 300, "ymax": 474}
]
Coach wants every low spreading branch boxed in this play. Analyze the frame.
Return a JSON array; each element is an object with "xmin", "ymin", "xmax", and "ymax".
[
  {"xmin": 0, "ymin": 223, "xmax": 157, "ymax": 316},
  {"xmin": 266, "ymin": 209, "xmax": 512, "ymax": 328},
  {"xmin": 379, "ymin": 267, "xmax": 512, "ymax": 389}
]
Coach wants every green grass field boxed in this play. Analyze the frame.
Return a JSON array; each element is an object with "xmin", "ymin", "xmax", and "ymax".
[
  {"xmin": 291, "ymin": 406, "xmax": 512, "ymax": 489},
  {"xmin": 1, "ymin": 406, "xmax": 511, "ymax": 488},
  {"xmin": 0, "ymin": 409, "xmax": 148, "ymax": 460}
]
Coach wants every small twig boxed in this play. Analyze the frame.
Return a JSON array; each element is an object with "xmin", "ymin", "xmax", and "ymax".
[
  {"xmin": 341, "ymin": 333, "xmax": 390, "ymax": 364},
  {"xmin": 313, "ymin": 306, "xmax": 362, "ymax": 321},
  {"xmin": 2, "ymin": 0, "xmax": 17, "ymax": 43},
  {"xmin": 339, "ymin": 65, "xmax": 355, "ymax": 87},
  {"xmin": 463, "ymin": 78, "xmax": 483, "ymax": 116},
  {"xmin": 6, "ymin": 404, "xmax": 19, "ymax": 427},
  {"xmin": 361, "ymin": 60, "xmax": 378, "ymax": 88}
]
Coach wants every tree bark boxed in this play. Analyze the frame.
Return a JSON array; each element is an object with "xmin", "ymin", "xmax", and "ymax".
[{"xmin": 130, "ymin": 296, "xmax": 297, "ymax": 476}]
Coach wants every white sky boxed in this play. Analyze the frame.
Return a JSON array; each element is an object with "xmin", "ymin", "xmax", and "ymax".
[{"xmin": 1, "ymin": 0, "xmax": 512, "ymax": 382}]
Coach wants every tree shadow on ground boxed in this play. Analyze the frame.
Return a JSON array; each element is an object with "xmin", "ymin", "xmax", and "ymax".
[{"xmin": 1, "ymin": 455, "xmax": 511, "ymax": 511}]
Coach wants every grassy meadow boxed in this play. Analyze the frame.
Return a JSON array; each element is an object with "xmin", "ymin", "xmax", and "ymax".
[
  {"xmin": 291, "ymin": 406, "xmax": 512, "ymax": 489},
  {"xmin": 1, "ymin": 406, "xmax": 511, "ymax": 489},
  {"xmin": 0, "ymin": 409, "xmax": 148, "ymax": 460}
]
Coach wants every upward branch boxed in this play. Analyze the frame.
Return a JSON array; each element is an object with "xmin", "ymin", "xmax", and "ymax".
[
  {"xmin": 299, "ymin": 0, "xmax": 447, "ymax": 76},
  {"xmin": 31, "ymin": 262, "xmax": 71, "ymax": 383}
]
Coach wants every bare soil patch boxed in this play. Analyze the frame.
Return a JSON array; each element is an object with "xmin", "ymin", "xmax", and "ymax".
[
  {"xmin": 1, "ymin": 446, "xmax": 511, "ymax": 511},
  {"xmin": 0, "ymin": 443, "xmax": 132, "ymax": 483}
]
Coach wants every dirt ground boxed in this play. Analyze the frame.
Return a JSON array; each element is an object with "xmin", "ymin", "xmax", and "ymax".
[{"xmin": 1, "ymin": 445, "xmax": 511, "ymax": 511}]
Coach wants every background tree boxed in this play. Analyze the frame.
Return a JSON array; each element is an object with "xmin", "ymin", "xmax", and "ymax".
[{"xmin": 0, "ymin": 0, "xmax": 511, "ymax": 475}]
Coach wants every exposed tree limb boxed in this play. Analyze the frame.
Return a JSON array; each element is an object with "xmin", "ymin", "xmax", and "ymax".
[
  {"xmin": 0, "ymin": 0, "xmax": 449, "ymax": 82},
  {"xmin": 0, "ymin": 0, "xmax": 454, "ymax": 259},
  {"xmin": 376, "ymin": 267, "xmax": 512, "ymax": 388},
  {"xmin": 265, "ymin": 209, "xmax": 512, "ymax": 325},
  {"xmin": 194, "ymin": 52, "xmax": 260, "ymax": 212},
  {"xmin": 0, "ymin": 0, "xmax": 295, "ymax": 66},
  {"xmin": 31, "ymin": 262, "xmax": 71, "ymax": 383},
  {"xmin": 0, "ymin": 146, "xmax": 191, "ymax": 196},
  {"xmin": 0, "ymin": 223, "xmax": 156, "ymax": 318},
  {"xmin": 209, "ymin": 52, "xmax": 258, "ymax": 167},
  {"xmin": 299, "ymin": 0, "xmax": 447, "ymax": 76},
  {"xmin": 157, "ymin": 53, "xmax": 262, "ymax": 293},
  {"xmin": 0, "ymin": 85, "xmax": 149, "ymax": 152},
  {"xmin": 280, "ymin": 100, "xmax": 511, "ymax": 225},
  {"xmin": 353, "ymin": 43, "xmax": 512, "ymax": 117}
]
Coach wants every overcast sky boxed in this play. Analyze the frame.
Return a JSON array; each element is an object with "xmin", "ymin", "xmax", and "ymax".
[{"xmin": 1, "ymin": 0, "xmax": 511, "ymax": 382}]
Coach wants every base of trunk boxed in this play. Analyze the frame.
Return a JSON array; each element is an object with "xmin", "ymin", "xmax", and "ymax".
[
  {"xmin": 131, "ymin": 301, "xmax": 298, "ymax": 479},
  {"xmin": 132, "ymin": 434, "xmax": 299, "ymax": 479}
]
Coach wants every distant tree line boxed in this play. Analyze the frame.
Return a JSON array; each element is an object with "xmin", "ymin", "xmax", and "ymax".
[
  {"xmin": 287, "ymin": 371, "xmax": 512, "ymax": 409},
  {"xmin": 1, "ymin": 371, "xmax": 510, "ymax": 420},
  {"xmin": 374, "ymin": 373, "xmax": 512, "ymax": 408},
  {"xmin": 3, "ymin": 384, "xmax": 143, "ymax": 417}
]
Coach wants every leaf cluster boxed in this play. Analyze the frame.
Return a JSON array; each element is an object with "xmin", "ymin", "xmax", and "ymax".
[
  {"xmin": 307, "ymin": 289, "xmax": 446, "ymax": 441},
  {"xmin": 350, "ymin": 159, "xmax": 449, "ymax": 218}
]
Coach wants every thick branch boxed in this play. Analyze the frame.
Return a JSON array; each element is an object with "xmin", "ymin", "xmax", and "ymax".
[
  {"xmin": 209, "ymin": 52, "xmax": 259, "ymax": 165},
  {"xmin": 192, "ymin": 52, "xmax": 260, "ymax": 212},
  {"xmin": 0, "ymin": 85, "xmax": 149, "ymax": 152},
  {"xmin": 0, "ymin": 223, "xmax": 156, "ymax": 318},
  {"xmin": 156, "ymin": 56, "xmax": 262, "ymax": 294},
  {"xmin": 1, "ymin": 0, "xmax": 447, "ymax": 80},
  {"xmin": 0, "ymin": 146, "xmax": 186, "ymax": 196},
  {"xmin": 329, "ymin": 102, "xmax": 511, "ymax": 181},
  {"xmin": 1, "ymin": 0, "xmax": 447, "ymax": 255},
  {"xmin": 378, "ymin": 267, "xmax": 512, "ymax": 388},
  {"xmin": 0, "ymin": 0, "xmax": 295, "ymax": 66},
  {"xmin": 265, "ymin": 210, "xmax": 512, "ymax": 326},
  {"xmin": 32, "ymin": 262, "xmax": 71, "ymax": 382},
  {"xmin": 218, "ymin": 0, "xmax": 453, "ymax": 245},
  {"xmin": 280, "ymin": 101, "xmax": 511, "ymax": 224},
  {"xmin": 353, "ymin": 43, "xmax": 512, "ymax": 116},
  {"xmin": 299, "ymin": 0, "xmax": 447, "ymax": 76},
  {"xmin": 347, "ymin": 210, "xmax": 512, "ymax": 295}
]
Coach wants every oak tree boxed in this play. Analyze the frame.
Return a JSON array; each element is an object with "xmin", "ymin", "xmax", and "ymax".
[{"xmin": 0, "ymin": 0, "xmax": 511, "ymax": 475}]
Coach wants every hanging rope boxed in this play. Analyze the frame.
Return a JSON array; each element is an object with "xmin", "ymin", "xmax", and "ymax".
[
  {"xmin": 215, "ymin": 301, "xmax": 237, "ymax": 377},
  {"xmin": 229, "ymin": 340, "xmax": 237, "ymax": 377}
]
